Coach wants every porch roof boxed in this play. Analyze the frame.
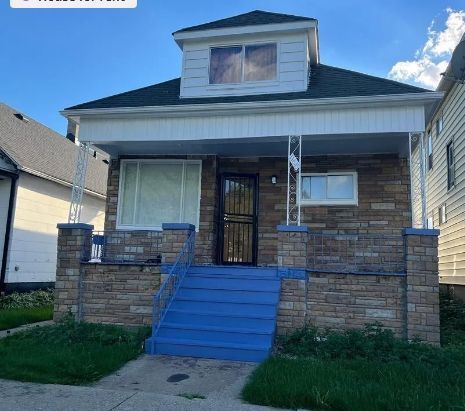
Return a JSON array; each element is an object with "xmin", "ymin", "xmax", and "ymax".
[{"xmin": 95, "ymin": 132, "xmax": 411, "ymax": 158}]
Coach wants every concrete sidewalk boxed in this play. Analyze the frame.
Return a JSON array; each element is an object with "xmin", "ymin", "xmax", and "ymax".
[{"xmin": 0, "ymin": 355, "xmax": 282, "ymax": 411}]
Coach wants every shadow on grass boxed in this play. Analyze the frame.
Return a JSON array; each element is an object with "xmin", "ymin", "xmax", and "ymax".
[{"xmin": 0, "ymin": 306, "xmax": 53, "ymax": 331}]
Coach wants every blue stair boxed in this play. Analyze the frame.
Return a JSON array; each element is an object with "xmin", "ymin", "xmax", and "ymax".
[{"xmin": 146, "ymin": 265, "xmax": 280, "ymax": 362}]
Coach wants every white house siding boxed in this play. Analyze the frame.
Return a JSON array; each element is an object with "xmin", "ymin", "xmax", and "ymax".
[
  {"xmin": 425, "ymin": 81, "xmax": 465, "ymax": 284},
  {"xmin": 4, "ymin": 173, "xmax": 105, "ymax": 285},
  {"xmin": 0, "ymin": 177, "xmax": 12, "ymax": 273},
  {"xmin": 79, "ymin": 105, "xmax": 426, "ymax": 144},
  {"xmin": 180, "ymin": 31, "xmax": 309, "ymax": 98}
]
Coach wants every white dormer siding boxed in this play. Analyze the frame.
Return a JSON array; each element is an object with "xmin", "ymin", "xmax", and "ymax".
[{"xmin": 179, "ymin": 31, "xmax": 310, "ymax": 98}]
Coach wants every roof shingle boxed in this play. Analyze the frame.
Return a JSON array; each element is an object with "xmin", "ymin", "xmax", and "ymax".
[
  {"xmin": 66, "ymin": 64, "xmax": 430, "ymax": 111},
  {"xmin": 0, "ymin": 103, "xmax": 107, "ymax": 196},
  {"xmin": 174, "ymin": 10, "xmax": 315, "ymax": 34}
]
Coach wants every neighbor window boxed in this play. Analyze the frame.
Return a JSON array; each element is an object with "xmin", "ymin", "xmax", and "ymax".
[
  {"xmin": 300, "ymin": 172, "xmax": 358, "ymax": 205},
  {"xmin": 117, "ymin": 160, "xmax": 201, "ymax": 229},
  {"xmin": 436, "ymin": 115, "xmax": 444, "ymax": 135},
  {"xmin": 447, "ymin": 140, "xmax": 455, "ymax": 190},
  {"xmin": 439, "ymin": 203, "xmax": 447, "ymax": 225},
  {"xmin": 427, "ymin": 131, "xmax": 433, "ymax": 170},
  {"xmin": 209, "ymin": 43, "xmax": 277, "ymax": 84}
]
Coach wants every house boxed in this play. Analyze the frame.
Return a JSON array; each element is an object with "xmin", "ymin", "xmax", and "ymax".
[
  {"xmin": 56, "ymin": 10, "xmax": 444, "ymax": 361},
  {"xmin": 0, "ymin": 103, "xmax": 107, "ymax": 293},
  {"xmin": 424, "ymin": 34, "xmax": 465, "ymax": 296}
]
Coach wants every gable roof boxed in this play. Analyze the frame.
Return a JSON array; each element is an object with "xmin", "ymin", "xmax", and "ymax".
[
  {"xmin": 66, "ymin": 64, "xmax": 430, "ymax": 111},
  {"xmin": 174, "ymin": 10, "xmax": 315, "ymax": 34},
  {"xmin": 0, "ymin": 103, "xmax": 107, "ymax": 196}
]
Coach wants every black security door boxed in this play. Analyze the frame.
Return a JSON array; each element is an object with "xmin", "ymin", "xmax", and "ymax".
[{"xmin": 218, "ymin": 174, "xmax": 258, "ymax": 265}]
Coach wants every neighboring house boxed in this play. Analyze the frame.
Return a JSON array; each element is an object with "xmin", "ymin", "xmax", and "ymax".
[
  {"xmin": 56, "ymin": 10, "xmax": 444, "ymax": 361},
  {"xmin": 425, "ymin": 34, "xmax": 465, "ymax": 293},
  {"xmin": 0, "ymin": 103, "xmax": 107, "ymax": 293}
]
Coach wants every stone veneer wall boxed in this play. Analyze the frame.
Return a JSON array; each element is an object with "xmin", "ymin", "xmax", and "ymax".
[
  {"xmin": 54, "ymin": 224, "xmax": 192, "ymax": 327},
  {"xmin": 276, "ymin": 227, "xmax": 441, "ymax": 344},
  {"xmin": 80, "ymin": 264, "xmax": 160, "ymax": 326},
  {"xmin": 103, "ymin": 154, "xmax": 409, "ymax": 266}
]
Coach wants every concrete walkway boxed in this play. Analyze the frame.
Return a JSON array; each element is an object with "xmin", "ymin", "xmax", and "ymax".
[
  {"xmin": 0, "ymin": 320, "xmax": 53, "ymax": 339},
  {"xmin": 0, "ymin": 355, "xmax": 284, "ymax": 411}
]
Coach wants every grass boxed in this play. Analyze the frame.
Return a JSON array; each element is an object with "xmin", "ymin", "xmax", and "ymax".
[
  {"xmin": 242, "ymin": 295, "xmax": 465, "ymax": 411},
  {"xmin": 178, "ymin": 393, "xmax": 207, "ymax": 400},
  {"xmin": 0, "ymin": 316, "xmax": 150, "ymax": 385},
  {"xmin": 0, "ymin": 305, "xmax": 53, "ymax": 331}
]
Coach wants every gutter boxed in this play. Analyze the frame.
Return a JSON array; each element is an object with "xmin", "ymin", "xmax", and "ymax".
[
  {"xmin": 0, "ymin": 171, "xmax": 18, "ymax": 293},
  {"xmin": 61, "ymin": 91, "xmax": 444, "ymax": 120}
]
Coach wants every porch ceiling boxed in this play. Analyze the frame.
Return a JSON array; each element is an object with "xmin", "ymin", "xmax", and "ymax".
[{"xmin": 94, "ymin": 132, "xmax": 410, "ymax": 158}]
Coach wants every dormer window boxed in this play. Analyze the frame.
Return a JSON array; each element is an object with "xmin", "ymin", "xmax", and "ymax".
[{"xmin": 209, "ymin": 43, "xmax": 277, "ymax": 84}]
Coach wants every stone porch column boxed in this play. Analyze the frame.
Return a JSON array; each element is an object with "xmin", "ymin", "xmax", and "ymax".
[
  {"xmin": 276, "ymin": 225, "xmax": 309, "ymax": 335},
  {"xmin": 161, "ymin": 223, "xmax": 195, "ymax": 265},
  {"xmin": 54, "ymin": 223, "xmax": 93, "ymax": 321},
  {"xmin": 403, "ymin": 228, "xmax": 440, "ymax": 344}
]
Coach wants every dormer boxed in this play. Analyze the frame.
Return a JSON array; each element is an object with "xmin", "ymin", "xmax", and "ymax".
[{"xmin": 173, "ymin": 10, "xmax": 319, "ymax": 98}]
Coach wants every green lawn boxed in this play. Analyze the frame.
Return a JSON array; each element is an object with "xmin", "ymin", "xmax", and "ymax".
[
  {"xmin": 0, "ymin": 317, "xmax": 150, "ymax": 385},
  {"xmin": 0, "ymin": 305, "xmax": 53, "ymax": 331},
  {"xmin": 242, "ymin": 294, "xmax": 465, "ymax": 411}
]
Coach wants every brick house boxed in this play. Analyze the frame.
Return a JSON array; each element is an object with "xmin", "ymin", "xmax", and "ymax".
[{"xmin": 56, "ymin": 11, "xmax": 443, "ymax": 362}]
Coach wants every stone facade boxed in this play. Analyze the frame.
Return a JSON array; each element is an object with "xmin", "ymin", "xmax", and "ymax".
[
  {"xmin": 404, "ymin": 229, "xmax": 441, "ymax": 344},
  {"xmin": 276, "ymin": 225, "xmax": 441, "ymax": 344},
  {"xmin": 103, "ymin": 154, "xmax": 410, "ymax": 266},
  {"xmin": 80, "ymin": 263, "xmax": 161, "ymax": 326},
  {"xmin": 54, "ymin": 223, "xmax": 192, "ymax": 326}
]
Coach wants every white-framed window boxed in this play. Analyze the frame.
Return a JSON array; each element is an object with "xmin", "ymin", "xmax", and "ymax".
[
  {"xmin": 300, "ymin": 172, "xmax": 358, "ymax": 206},
  {"xmin": 427, "ymin": 131, "xmax": 433, "ymax": 171},
  {"xmin": 117, "ymin": 159, "xmax": 202, "ymax": 230},
  {"xmin": 439, "ymin": 203, "xmax": 447, "ymax": 225},
  {"xmin": 209, "ymin": 43, "xmax": 277, "ymax": 84}
]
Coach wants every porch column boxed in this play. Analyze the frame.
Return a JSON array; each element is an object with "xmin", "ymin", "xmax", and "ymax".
[
  {"xmin": 54, "ymin": 223, "xmax": 93, "ymax": 321},
  {"xmin": 161, "ymin": 223, "xmax": 195, "ymax": 265},
  {"xmin": 403, "ymin": 228, "xmax": 440, "ymax": 344},
  {"xmin": 276, "ymin": 225, "xmax": 309, "ymax": 335}
]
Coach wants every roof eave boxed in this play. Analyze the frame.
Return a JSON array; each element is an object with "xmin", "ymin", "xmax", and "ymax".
[
  {"xmin": 61, "ymin": 91, "xmax": 444, "ymax": 121},
  {"xmin": 173, "ymin": 20, "xmax": 318, "ymax": 48}
]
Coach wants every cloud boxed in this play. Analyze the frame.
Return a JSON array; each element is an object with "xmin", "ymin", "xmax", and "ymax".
[{"xmin": 388, "ymin": 8, "xmax": 465, "ymax": 89}]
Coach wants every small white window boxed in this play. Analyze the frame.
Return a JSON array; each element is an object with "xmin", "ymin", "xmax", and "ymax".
[
  {"xmin": 300, "ymin": 172, "xmax": 358, "ymax": 205},
  {"xmin": 439, "ymin": 203, "xmax": 447, "ymax": 225},
  {"xmin": 427, "ymin": 216, "xmax": 434, "ymax": 229},
  {"xmin": 244, "ymin": 43, "xmax": 277, "ymax": 82},
  {"xmin": 117, "ymin": 160, "xmax": 201, "ymax": 230},
  {"xmin": 209, "ymin": 46, "xmax": 242, "ymax": 84}
]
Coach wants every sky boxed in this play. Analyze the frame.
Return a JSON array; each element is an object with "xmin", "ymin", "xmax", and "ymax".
[{"xmin": 0, "ymin": 1, "xmax": 464, "ymax": 135}]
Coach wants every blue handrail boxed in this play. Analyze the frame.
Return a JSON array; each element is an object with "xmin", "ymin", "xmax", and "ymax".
[{"xmin": 150, "ymin": 230, "xmax": 195, "ymax": 337}]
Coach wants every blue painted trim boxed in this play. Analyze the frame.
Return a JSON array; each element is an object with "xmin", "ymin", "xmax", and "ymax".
[
  {"xmin": 162, "ymin": 223, "xmax": 195, "ymax": 231},
  {"xmin": 278, "ymin": 267, "xmax": 308, "ymax": 279},
  {"xmin": 57, "ymin": 223, "xmax": 94, "ymax": 230},
  {"xmin": 276, "ymin": 225, "xmax": 310, "ymax": 233},
  {"xmin": 402, "ymin": 228, "xmax": 440, "ymax": 237}
]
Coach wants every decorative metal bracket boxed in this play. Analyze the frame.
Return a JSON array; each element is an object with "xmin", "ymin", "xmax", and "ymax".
[
  {"xmin": 408, "ymin": 132, "xmax": 427, "ymax": 228},
  {"xmin": 287, "ymin": 135, "xmax": 302, "ymax": 225},
  {"xmin": 68, "ymin": 141, "xmax": 90, "ymax": 224}
]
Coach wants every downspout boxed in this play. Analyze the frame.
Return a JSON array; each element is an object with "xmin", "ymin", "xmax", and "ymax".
[{"xmin": 0, "ymin": 174, "xmax": 18, "ymax": 293}]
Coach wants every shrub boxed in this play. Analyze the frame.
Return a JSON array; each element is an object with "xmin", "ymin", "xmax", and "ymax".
[{"xmin": 0, "ymin": 289, "xmax": 54, "ymax": 309}]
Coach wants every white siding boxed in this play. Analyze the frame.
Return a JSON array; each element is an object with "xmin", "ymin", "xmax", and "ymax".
[
  {"xmin": 180, "ymin": 31, "xmax": 309, "ymax": 98},
  {"xmin": 79, "ymin": 105, "xmax": 425, "ymax": 143},
  {"xmin": 5, "ymin": 173, "xmax": 105, "ymax": 284},
  {"xmin": 425, "ymin": 82, "xmax": 465, "ymax": 284},
  {"xmin": 0, "ymin": 177, "xmax": 12, "ymax": 273}
]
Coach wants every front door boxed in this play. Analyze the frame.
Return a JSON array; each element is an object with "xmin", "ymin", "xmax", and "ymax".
[{"xmin": 218, "ymin": 173, "xmax": 258, "ymax": 266}]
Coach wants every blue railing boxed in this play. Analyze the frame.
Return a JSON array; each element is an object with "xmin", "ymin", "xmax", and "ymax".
[{"xmin": 150, "ymin": 230, "xmax": 195, "ymax": 336}]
